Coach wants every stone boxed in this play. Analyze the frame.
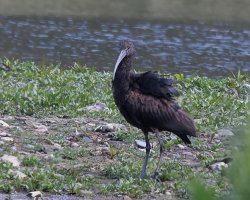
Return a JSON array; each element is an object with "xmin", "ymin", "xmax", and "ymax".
[
  {"xmin": 135, "ymin": 140, "xmax": 147, "ymax": 148},
  {"xmin": 74, "ymin": 128, "xmax": 85, "ymax": 137},
  {"xmin": 95, "ymin": 123, "xmax": 125, "ymax": 133},
  {"xmin": 85, "ymin": 101, "xmax": 109, "ymax": 112},
  {"xmin": 1, "ymin": 154, "xmax": 20, "ymax": 167},
  {"xmin": 177, "ymin": 144, "xmax": 185, "ymax": 149},
  {"xmin": 209, "ymin": 162, "xmax": 228, "ymax": 171},
  {"xmin": 0, "ymin": 120, "xmax": 10, "ymax": 128},
  {"xmin": 25, "ymin": 120, "xmax": 48, "ymax": 134},
  {"xmin": 82, "ymin": 137, "xmax": 93, "ymax": 143},
  {"xmin": 13, "ymin": 170, "xmax": 27, "ymax": 179},
  {"xmin": 70, "ymin": 142, "xmax": 79, "ymax": 147},
  {"xmin": 53, "ymin": 143, "xmax": 63, "ymax": 150},
  {"xmin": 0, "ymin": 131, "xmax": 11, "ymax": 137},
  {"xmin": 25, "ymin": 144, "xmax": 35, "ymax": 150},
  {"xmin": 123, "ymin": 195, "xmax": 132, "ymax": 200},
  {"xmin": 80, "ymin": 190, "xmax": 93, "ymax": 196},
  {"xmin": 27, "ymin": 191, "xmax": 43, "ymax": 198},
  {"xmin": 217, "ymin": 129, "xmax": 234, "ymax": 137},
  {"xmin": 34, "ymin": 124, "xmax": 48, "ymax": 134},
  {"xmin": 1, "ymin": 137, "xmax": 14, "ymax": 142},
  {"xmin": 243, "ymin": 83, "xmax": 250, "ymax": 89}
]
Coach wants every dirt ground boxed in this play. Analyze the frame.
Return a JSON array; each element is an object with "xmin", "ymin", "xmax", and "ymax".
[{"xmin": 0, "ymin": 115, "xmax": 229, "ymax": 200}]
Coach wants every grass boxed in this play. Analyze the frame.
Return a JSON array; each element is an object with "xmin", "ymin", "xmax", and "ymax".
[
  {"xmin": 0, "ymin": 58, "xmax": 250, "ymax": 199},
  {"xmin": 0, "ymin": 58, "xmax": 249, "ymax": 129},
  {"xmin": 190, "ymin": 117, "xmax": 250, "ymax": 200}
]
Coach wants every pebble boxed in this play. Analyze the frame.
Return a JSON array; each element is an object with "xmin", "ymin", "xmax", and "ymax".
[
  {"xmin": 1, "ymin": 154, "xmax": 20, "ymax": 167},
  {"xmin": 85, "ymin": 101, "xmax": 109, "ymax": 112},
  {"xmin": 135, "ymin": 140, "xmax": 147, "ymax": 148},
  {"xmin": 209, "ymin": 162, "xmax": 228, "ymax": 171},
  {"xmin": 1, "ymin": 137, "xmax": 14, "ymax": 142},
  {"xmin": 27, "ymin": 191, "xmax": 43, "ymax": 198},
  {"xmin": 34, "ymin": 124, "xmax": 49, "ymax": 134},
  {"xmin": 95, "ymin": 123, "xmax": 125, "ymax": 133},
  {"xmin": 25, "ymin": 120, "xmax": 48, "ymax": 134},
  {"xmin": 9, "ymin": 170, "xmax": 27, "ymax": 179},
  {"xmin": 177, "ymin": 144, "xmax": 185, "ymax": 149},
  {"xmin": 74, "ymin": 128, "xmax": 85, "ymax": 137},
  {"xmin": 217, "ymin": 129, "xmax": 234, "ymax": 137},
  {"xmin": 80, "ymin": 190, "xmax": 93, "ymax": 196},
  {"xmin": 0, "ymin": 131, "xmax": 11, "ymax": 137},
  {"xmin": 243, "ymin": 83, "xmax": 250, "ymax": 88},
  {"xmin": 135, "ymin": 139, "xmax": 153, "ymax": 149},
  {"xmin": 0, "ymin": 120, "xmax": 10, "ymax": 128},
  {"xmin": 71, "ymin": 142, "xmax": 80, "ymax": 147},
  {"xmin": 83, "ymin": 137, "xmax": 93, "ymax": 143},
  {"xmin": 123, "ymin": 195, "xmax": 132, "ymax": 200},
  {"xmin": 25, "ymin": 144, "xmax": 35, "ymax": 150},
  {"xmin": 53, "ymin": 143, "xmax": 63, "ymax": 150}
]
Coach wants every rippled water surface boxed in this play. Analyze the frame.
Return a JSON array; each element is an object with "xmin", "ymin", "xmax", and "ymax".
[{"xmin": 0, "ymin": 16, "xmax": 250, "ymax": 76}]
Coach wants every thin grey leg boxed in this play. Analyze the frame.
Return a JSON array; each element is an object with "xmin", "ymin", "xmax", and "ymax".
[
  {"xmin": 152, "ymin": 132, "xmax": 164, "ymax": 180},
  {"xmin": 140, "ymin": 132, "xmax": 150, "ymax": 179}
]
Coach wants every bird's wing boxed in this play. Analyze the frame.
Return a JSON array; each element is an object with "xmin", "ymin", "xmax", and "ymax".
[
  {"xmin": 130, "ymin": 71, "xmax": 179, "ymax": 101},
  {"xmin": 124, "ymin": 92, "xmax": 196, "ymax": 143}
]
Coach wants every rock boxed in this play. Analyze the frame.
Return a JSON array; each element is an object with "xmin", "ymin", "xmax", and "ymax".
[
  {"xmin": 25, "ymin": 144, "xmax": 35, "ymax": 151},
  {"xmin": 80, "ymin": 190, "xmax": 93, "ymax": 196},
  {"xmin": 209, "ymin": 162, "xmax": 228, "ymax": 171},
  {"xmin": 1, "ymin": 137, "xmax": 14, "ymax": 142},
  {"xmin": 217, "ymin": 129, "xmax": 234, "ymax": 137},
  {"xmin": 27, "ymin": 191, "xmax": 43, "ymax": 198},
  {"xmin": 169, "ymin": 133, "xmax": 178, "ymax": 140},
  {"xmin": 182, "ymin": 151, "xmax": 195, "ymax": 158},
  {"xmin": 95, "ymin": 146, "xmax": 109, "ymax": 156},
  {"xmin": 82, "ymin": 137, "xmax": 93, "ymax": 143},
  {"xmin": 10, "ymin": 170, "xmax": 27, "ymax": 179},
  {"xmin": 177, "ymin": 144, "xmax": 185, "ymax": 149},
  {"xmin": 135, "ymin": 140, "xmax": 153, "ymax": 149},
  {"xmin": 11, "ymin": 146, "xmax": 18, "ymax": 152},
  {"xmin": 1, "ymin": 154, "xmax": 20, "ymax": 167},
  {"xmin": 53, "ymin": 143, "xmax": 63, "ymax": 150},
  {"xmin": 74, "ymin": 128, "xmax": 85, "ymax": 137},
  {"xmin": 85, "ymin": 101, "xmax": 109, "ymax": 112},
  {"xmin": 34, "ymin": 124, "xmax": 48, "ymax": 134},
  {"xmin": 70, "ymin": 142, "xmax": 80, "ymax": 147},
  {"xmin": 0, "ymin": 131, "xmax": 11, "ymax": 137},
  {"xmin": 135, "ymin": 140, "xmax": 147, "ymax": 148},
  {"xmin": 123, "ymin": 195, "xmax": 132, "ymax": 200},
  {"xmin": 25, "ymin": 120, "xmax": 48, "ymax": 134},
  {"xmin": 243, "ymin": 83, "xmax": 250, "ymax": 89},
  {"xmin": 95, "ymin": 123, "xmax": 125, "ymax": 133},
  {"xmin": 0, "ymin": 120, "xmax": 10, "ymax": 128}
]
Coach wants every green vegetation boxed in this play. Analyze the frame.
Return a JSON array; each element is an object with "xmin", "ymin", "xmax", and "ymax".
[
  {"xmin": 0, "ymin": 58, "xmax": 249, "ymax": 199},
  {"xmin": 190, "ymin": 118, "xmax": 250, "ymax": 200},
  {"xmin": 0, "ymin": 58, "xmax": 249, "ymax": 130},
  {"xmin": 0, "ymin": 58, "xmax": 115, "ymax": 118}
]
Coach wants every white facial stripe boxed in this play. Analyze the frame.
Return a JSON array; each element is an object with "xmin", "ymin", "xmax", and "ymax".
[{"xmin": 112, "ymin": 49, "xmax": 127, "ymax": 81}]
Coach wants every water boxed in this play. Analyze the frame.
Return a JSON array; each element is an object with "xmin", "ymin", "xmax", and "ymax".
[{"xmin": 0, "ymin": 16, "xmax": 250, "ymax": 76}]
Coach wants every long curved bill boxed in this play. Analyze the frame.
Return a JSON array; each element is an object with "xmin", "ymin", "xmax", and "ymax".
[{"xmin": 112, "ymin": 49, "xmax": 127, "ymax": 81}]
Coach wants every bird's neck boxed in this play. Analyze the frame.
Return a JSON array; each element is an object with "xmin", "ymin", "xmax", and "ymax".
[{"xmin": 112, "ymin": 58, "xmax": 132, "ymax": 94}]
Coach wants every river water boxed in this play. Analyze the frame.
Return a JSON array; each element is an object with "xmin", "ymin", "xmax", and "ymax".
[{"xmin": 0, "ymin": 16, "xmax": 250, "ymax": 77}]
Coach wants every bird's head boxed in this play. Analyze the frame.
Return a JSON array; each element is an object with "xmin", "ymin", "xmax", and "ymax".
[
  {"xmin": 120, "ymin": 40, "xmax": 135, "ymax": 56},
  {"xmin": 113, "ymin": 40, "xmax": 135, "ymax": 81}
]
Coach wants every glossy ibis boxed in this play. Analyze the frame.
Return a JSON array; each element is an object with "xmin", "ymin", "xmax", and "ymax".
[{"xmin": 112, "ymin": 40, "xmax": 196, "ymax": 179}]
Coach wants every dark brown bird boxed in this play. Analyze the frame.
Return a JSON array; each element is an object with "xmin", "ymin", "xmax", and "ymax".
[{"xmin": 112, "ymin": 40, "xmax": 196, "ymax": 179}]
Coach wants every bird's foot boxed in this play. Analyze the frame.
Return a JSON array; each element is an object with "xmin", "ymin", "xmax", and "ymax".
[{"xmin": 151, "ymin": 172, "xmax": 161, "ymax": 182}]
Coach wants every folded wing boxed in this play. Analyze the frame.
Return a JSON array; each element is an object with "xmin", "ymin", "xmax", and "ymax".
[{"xmin": 131, "ymin": 71, "xmax": 179, "ymax": 101}]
